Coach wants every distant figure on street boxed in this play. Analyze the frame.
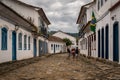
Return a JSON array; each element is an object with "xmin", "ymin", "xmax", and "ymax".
[
  {"xmin": 75, "ymin": 47, "xmax": 79, "ymax": 60},
  {"xmin": 67, "ymin": 48, "xmax": 71, "ymax": 59},
  {"xmin": 71, "ymin": 48, "xmax": 75, "ymax": 60}
]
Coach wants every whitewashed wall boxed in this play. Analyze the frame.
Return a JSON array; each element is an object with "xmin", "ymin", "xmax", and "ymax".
[
  {"xmin": 96, "ymin": 0, "xmax": 120, "ymax": 63},
  {"xmin": 78, "ymin": 2, "xmax": 96, "ymax": 57},
  {"xmin": 79, "ymin": 38, "xmax": 88, "ymax": 56},
  {"xmin": 96, "ymin": 13, "xmax": 111, "ymax": 59},
  {"xmin": 0, "ymin": 18, "xmax": 35, "ymax": 63},
  {"xmin": 96, "ymin": 0, "xmax": 119, "ymax": 16},
  {"xmin": 48, "ymin": 41, "xmax": 65, "ymax": 54},
  {"xmin": 110, "ymin": 5, "xmax": 120, "ymax": 63},
  {"xmin": 53, "ymin": 32, "xmax": 76, "ymax": 47},
  {"xmin": 1, "ymin": 0, "xmax": 48, "ymax": 31}
]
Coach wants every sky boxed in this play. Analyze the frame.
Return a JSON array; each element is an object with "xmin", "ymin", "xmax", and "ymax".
[{"xmin": 20, "ymin": 0, "xmax": 92, "ymax": 33}]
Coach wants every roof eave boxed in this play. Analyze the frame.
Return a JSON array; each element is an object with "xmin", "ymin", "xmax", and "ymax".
[
  {"xmin": 76, "ymin": 0, "xmax": 96, "ymax": 24},
  {"xmin": 109, "ymin": 1, "xmax": 120, "ymax": 11},
  {"xmin": 38, "ymin": 8, "xmax": 51, "ymax": 25}
]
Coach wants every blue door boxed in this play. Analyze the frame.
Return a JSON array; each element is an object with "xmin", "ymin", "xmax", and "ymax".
[
  {"xmin": 12, "ymin": 31, "xmax": 17, "ymax": 61},
  {"xmin": 102, "ymin": 28, "xmax": 104, "ymax": 58},
  {"xmin": 98, "ymin": 30, "xmax": 101, "ymax": 57},
  {"xmin": 33, "ymin": 39, "xmax": 37, "ymax": 57},
  {"xmin": 105, "ymin": 25, "xmax": 109, "ymax": 59},
  {"xmin": 113, "ymin": 22, "xmax": 119, "ymax": 62}
]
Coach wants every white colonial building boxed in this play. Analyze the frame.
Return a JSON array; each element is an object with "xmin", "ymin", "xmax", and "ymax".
[
  {"xmin": 77, "ymin": 0, "xmax": 120, "ymax": 63},
  {"xmin": 96, "ymin": 0, "xmax": 120, "ymax": 63},
  {"xmin": 77, "ymin": 0, "xmax": 96, "ymax": 57},
  {"xmin": 53, "ymin": 31, "xmax": 77, "ymax": 48},
  {"xmin": 48, "ymin": 36, "xmax": 66, "ymax": 54},
  {"xmin": 0, "ymin": 0, "xmax": 50, "ymax": 63}
]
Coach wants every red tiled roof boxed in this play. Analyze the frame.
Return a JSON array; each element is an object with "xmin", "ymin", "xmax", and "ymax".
[{"xmin": 48, "ymin": 36, "xmax": 64, "ymax": 43}]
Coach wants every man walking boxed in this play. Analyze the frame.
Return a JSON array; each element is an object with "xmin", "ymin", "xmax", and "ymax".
[{"xmin": 75, "ymin": 47, "xmax": 79, "ymax": 60}]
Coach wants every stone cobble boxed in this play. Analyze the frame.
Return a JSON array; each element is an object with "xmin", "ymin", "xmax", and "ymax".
[{"xmin": 0, "ymin": 53, "xmax": 120, "ymax": 80}]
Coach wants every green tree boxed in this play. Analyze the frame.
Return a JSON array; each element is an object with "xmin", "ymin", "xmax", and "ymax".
[{"xmin": 63, "ymin": 38, "xmax": 72, "ymax": 46}]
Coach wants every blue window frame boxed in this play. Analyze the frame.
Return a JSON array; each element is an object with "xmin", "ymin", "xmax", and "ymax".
[
  {"xmin": 24, "ymin": 35, "xmax": 27, "ymax": 50},
  {"xmin": 1, "ymin": 28, "xmax": 8, "ymax": 50},
  {"xmin": 28, "ymin": 36, "xmax": 30, "ymax": 50},
  {"xmin": 18, "ymin": 33, "xmax": 22, "ymax": 50}
]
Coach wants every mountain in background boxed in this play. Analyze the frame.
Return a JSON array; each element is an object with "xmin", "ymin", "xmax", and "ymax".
[{"xmin": 48, "ymin": 31, "xmax": 79, "ymax": 38}]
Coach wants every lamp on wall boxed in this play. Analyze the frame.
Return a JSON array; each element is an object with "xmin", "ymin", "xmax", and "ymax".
[
  {"xmin": 111, "ymin": 15, "xmax": 116, "ymax": 21},
  {"xmin": 15, "ymin": 25, "xmax": 19, "ymax": 31}
]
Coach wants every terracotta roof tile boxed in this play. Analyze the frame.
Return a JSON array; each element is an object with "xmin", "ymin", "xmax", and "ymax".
[{"xmin": 48, "ymin": 36, "xmax": 64, "ymax": 43}]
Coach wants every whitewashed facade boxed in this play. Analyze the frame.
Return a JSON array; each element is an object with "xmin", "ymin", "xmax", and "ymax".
[
  {"xmin": 0, "ymin": 0, "xmax": 50, "ymax": 63},
  {"xmin": 77, "ymin": 0, "xmax": 120, "ymax": 63},
  {"xmin": 77, "ymin": 1, "xmax": 96, "ymax": 57},
  {"xmin": 48, "ymin": 36, "xmax": 66, "ymax": 54},
  {"xmin": 53, "ymin": 31, "xmax": 77, "ymax": 48},
  {"xmin": 96, "ymin": 0, "xmax": 120, "ymax": 63}
]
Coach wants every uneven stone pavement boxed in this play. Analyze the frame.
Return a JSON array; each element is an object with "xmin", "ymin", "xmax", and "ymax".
[{"xmin": 0, "ymin": 53, "xmax": 120, "ymax": 80}]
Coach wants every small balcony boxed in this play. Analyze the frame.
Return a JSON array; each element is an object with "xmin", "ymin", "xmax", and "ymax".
[{"xmin": 40, "ymin": 27, "xmax": 49, "ymax": 38}]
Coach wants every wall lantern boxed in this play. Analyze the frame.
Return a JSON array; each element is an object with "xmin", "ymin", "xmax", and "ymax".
[
  {"xmin": 111, "ymin": 15, "xmax": 116, "ymax": 21},
  {"xmin": 15, "ymin": 25, "xmax": 19, "ymax": 31}
]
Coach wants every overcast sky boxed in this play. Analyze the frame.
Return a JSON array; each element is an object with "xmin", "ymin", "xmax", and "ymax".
[{"xmin": 20, "ymin": 0, "xmax": 91, "ymax": 33}]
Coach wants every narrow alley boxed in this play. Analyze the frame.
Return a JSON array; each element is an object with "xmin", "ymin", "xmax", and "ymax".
[{"xmin": 0, "ymin": 53, "xmax": 120, "ymax": 80}]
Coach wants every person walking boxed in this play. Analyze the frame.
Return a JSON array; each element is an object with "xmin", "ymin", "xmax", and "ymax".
[
  {"xmin": 75, "ymin": 47, "xmax": 79, "ymax": 60},
  {"xmin": 71, "ymin": 48, "xmax": 75, "ymax": 60},
  {"xmin": 67, "ymin": 47, "xmax": 71, "ymax": 59}
]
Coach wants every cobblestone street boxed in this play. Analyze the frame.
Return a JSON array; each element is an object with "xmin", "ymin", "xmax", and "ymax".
[{"xmin": 0, "ymin": 53, "xmax": 120, "ymax": 80}]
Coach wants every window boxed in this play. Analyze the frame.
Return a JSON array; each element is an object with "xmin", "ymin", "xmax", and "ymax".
[
  {"xmin": 51, "ymin": 44, "xmax": 53, "ymax": 50},
  {"xmin": 56, "ymin": 45, "xmax": 57, "ymax": 50},
  {"xmin": 1, "ymin": 28, "xmax": 8, "ymax": 50},
  {"xmin": 58, "ymin": 45, "xmax": 59, "ymax": 50},
  {"xmin": 24, "ymin": 35, "xmax": 27, "ymax": 50},
  {"xmin": 18, "ymin": 33, "xmax": 22, "ymax": 50},
  {"xmin": 98, "ymin": 0, "xmax": 100, "ymax": 10},
  {"xmin": 28, "ymin": 36, "xmax": 30, "ymax": 50},
  {"xmin": 101, "ymin": 0, "xmax": 103, "ymax": 6}
]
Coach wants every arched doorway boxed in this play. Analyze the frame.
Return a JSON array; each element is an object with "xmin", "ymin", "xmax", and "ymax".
[
  {"xmin": 101, "ymin": 28, "xmax": 104, "ymax": 58},
  {"xmin": 12, "ymin": 31, "xmax": 17, "ymax": 60},
  {"xmin": 98, "ymin": 30, "xmax": 100, "ymax": 57},
  {"xmin": 33, "ymin": 38, "xmax": 37, "ymax": 57},
  {"xmin": 105, "ymin": 25, "xmax": 109, "ymax": 59},
  {"xmin": 113, "ymin": 22, "xmax": 119, "ymax": 62}
]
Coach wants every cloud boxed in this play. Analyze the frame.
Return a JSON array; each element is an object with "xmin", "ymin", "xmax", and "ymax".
[
  {"xmin": 20, "ymin": 0, "xmax": 92, "ymax": 33},
  {"xmin": 50, "ymin": 2, "xmax": 63, "ymax": 10}
]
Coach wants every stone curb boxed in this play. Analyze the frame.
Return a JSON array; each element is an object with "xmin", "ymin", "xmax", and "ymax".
[{"xmin": 79, "ymin": 53, "xmax": 120, "ymax": 67}]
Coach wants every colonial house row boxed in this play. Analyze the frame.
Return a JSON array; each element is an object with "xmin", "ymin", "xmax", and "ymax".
[
  {"xmin": 0, "ymin": 0, "xmax": 50, "ymax": 63},
  {"xmin": 76, "ymin": 1, "xmax": 96, "ymax": 57},
  {"xmin": 53, "ymin": 30, "xmax": 77, "ymax": 48},
  {"xmin": 48, "ymin": 36, "xmax": 66, "ymax": 54},
  {"xmin": 77, "ymin": 0, "xmax": 120, "ymax": 63}
]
